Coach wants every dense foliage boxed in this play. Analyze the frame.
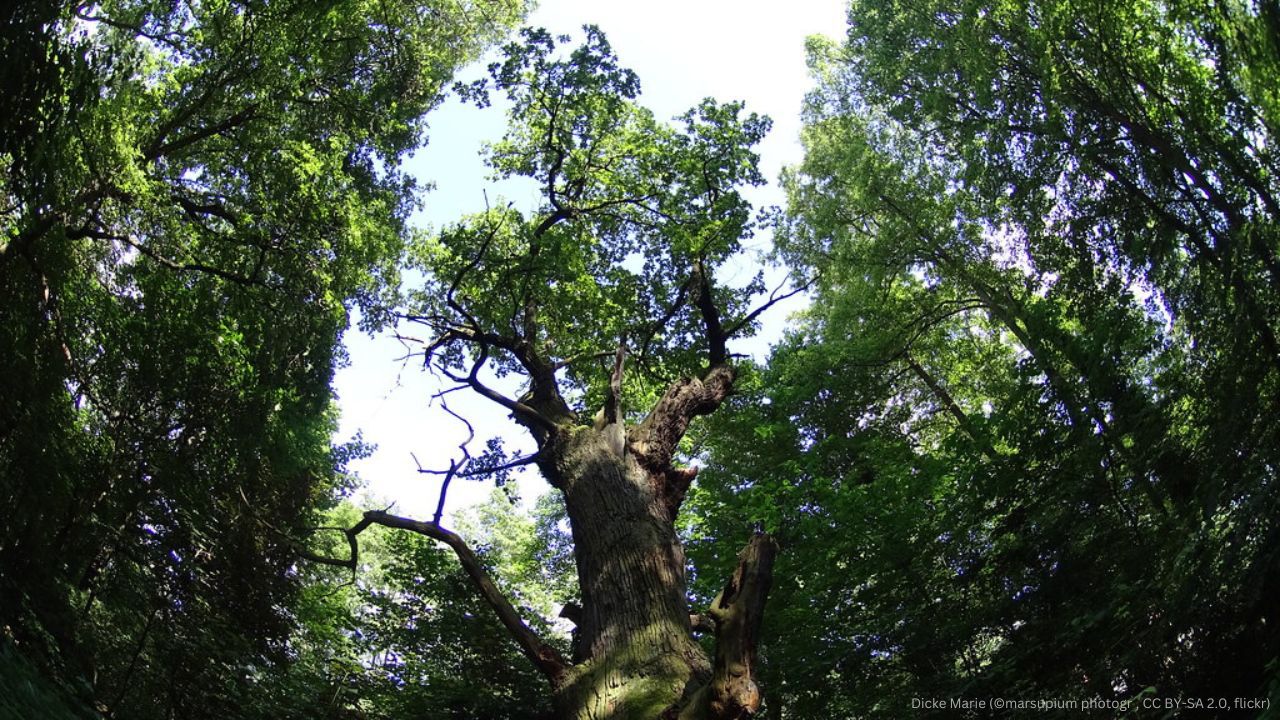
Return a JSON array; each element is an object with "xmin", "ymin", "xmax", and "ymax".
[
  {"xmin": 258, "ymin": 493, "xmax": 568, "ymax": 720},
  {"xmin": 0, "ymin": 0, "xmax": 523, "ymax": 716},
  {"xmin": 686, "ymin": 0, "xmax": 1280, "ymax": 716},
  {"xmin": 5, "ymin": 1, "xmax": 1280, "ymax": 718},
  {"xmin": 406, "ymin": 25, "xmax": 772, "ymax": 416}
]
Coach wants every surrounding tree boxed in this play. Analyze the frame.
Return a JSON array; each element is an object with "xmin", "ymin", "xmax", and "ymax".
[
  {"xmin": 678, "ymin": 0, "xmax": 1280, "ymax": 716},
  {"xmin": 0, "ymin": 0, "xmax": 524, "ymax": 715},
  {"xmin": 246, "ymin": 493, "xmax": 565, "ymax": 720},
  {"xmin": 7, "ymin": 1, "xmax": 1280, "ymax": 719}
]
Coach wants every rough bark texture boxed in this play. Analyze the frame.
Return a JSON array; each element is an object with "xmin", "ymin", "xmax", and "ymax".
[
  {"xmin": 543, "ymin": 427, "xmax": 711, "ymax": 719},
  {"xmin": 530, "ymin": 409, "xmax": 779, "ymax": 720},
  {"xmin": 510, "ymin": 355, "xmax": 787, "ymax": 720},
  {"xmin": 325, "ymin": 336, "xmax": 779, "ymax": 718},
  {"xmin": 705, "ymin": 533, "xmax": 778, "ymax": 719}
]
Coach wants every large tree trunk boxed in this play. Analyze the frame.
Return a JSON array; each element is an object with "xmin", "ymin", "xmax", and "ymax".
[
  {"xmin": 539, "ymin": 418, "xmax": 778, "ymax": 720},
  {"xmin": 320, "ymin": 360, "xmax": 776, "ymax": 719},
  {"xmin": 546, "ymin": 426, "xmax": 710, "ymax": 719}
]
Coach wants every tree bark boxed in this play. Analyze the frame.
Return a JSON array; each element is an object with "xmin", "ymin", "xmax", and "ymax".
[
  {"xmin": 522, "ymin": 353, "xmax": 781, "ymax": 719},
  {"xmin": 665, "ymin": 534, "xmax": 779, "ymax": 720},
  {"xmin": 537, "ymin": 418, "xmax": 778, "ymax": 720},
  {"xmin": 544, "ymin": 426, "xmax": 710, "ymax": 719},
  {"xmin": 318, "ymin": 345, "xmax": 775, "ymax": 717}
]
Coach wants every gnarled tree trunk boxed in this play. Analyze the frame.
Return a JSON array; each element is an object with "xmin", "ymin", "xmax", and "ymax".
[
  {"xmin": 318, "ymin": 27, "xmax": 801, "ymax": 718},
  {"xmin": 545, "ymin": 426, "xmax": 709, "ymax": 718},
  {"xmin": 314, "ymin": 361, "xmax": 778, "ymax": 719},
  {"xmin": 527, "ymin": 362, "xmax": 777, "ymax": 720}
]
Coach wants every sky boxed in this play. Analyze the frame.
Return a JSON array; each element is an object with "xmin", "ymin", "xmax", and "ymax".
[{"xmin": 332, "ymin": 0, "xmax": 848, "ymax": 520}]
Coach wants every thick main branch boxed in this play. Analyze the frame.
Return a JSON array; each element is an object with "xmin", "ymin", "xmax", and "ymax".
[
  {"xmin": 704, "ymin": 532, "xmax": 779, "ymax": 720},
  {"xmin": 674, "ymin": 533, "xmax": 778, "ymax": 720},
  {"xmin": 629, "ymin": 364, "xmax": 735, "ymax": 472},
  {"xmin": 692, "ymin": 261, "xmax": 728, "ymax": 366}
]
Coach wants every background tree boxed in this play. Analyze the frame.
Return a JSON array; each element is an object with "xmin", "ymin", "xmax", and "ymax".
[
  {"xmin": 10, "ymin": 1, "xmax": 1279, "ymax": 718},
  {"xmin": 0, "ymin": 0, "xmax": 524, "ymax": 715},
  {"xmin": 245, "ymin": 493, "xmax": 568, "ymax": 720},
  {"xmin": 679, "ymin": 0, "xmax": 1280, "ymax": 716}
]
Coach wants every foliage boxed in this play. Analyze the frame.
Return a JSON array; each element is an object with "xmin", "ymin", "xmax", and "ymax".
[
  {"xmin": 248, "ymin": 495, "xmax": 570, "ymax": 720},
  {"xmin": 405, "ymin": 25, "xmax": 772, "ymax": 416},
  {"xmin": 0, "ymin": 639, "xmax": 96, "ymax": 720},
  {"xmin": 352, "ymin": 493, "xmax": 567, "ymax": 719},
  {"xmin": 9, "ymin": 1, "xmax": 1280, "ymax": 718},
  {"xmin": 455, "ymin": 488, "xmax": 580, "ymax": 619},
  {"xmin": 0, "ymin": 0, "xmax": 524, "ymax": 716},
  {"xmin": 686, "ymin": 1, "xmax": 1280, "ymax": 716}
]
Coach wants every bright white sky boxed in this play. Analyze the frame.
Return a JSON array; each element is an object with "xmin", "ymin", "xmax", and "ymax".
[{"xmin": 332, "ymin": 0, "xmax": 847, "ymax": 521}]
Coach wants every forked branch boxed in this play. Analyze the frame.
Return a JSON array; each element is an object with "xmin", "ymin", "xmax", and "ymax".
[
  {"xmin": 628, "ymin": 364, "xmax": 735, "ymax": 473},
  {"xmin": 724, "ymin": 277, "xmax": 812, "ymax": 338},
  {"xmin": 439, "ymin": 343, "xmax": 560, "ymax": 438}
]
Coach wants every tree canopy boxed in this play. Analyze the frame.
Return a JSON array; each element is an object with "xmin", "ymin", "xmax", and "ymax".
[
  {"xmin": 404, "ymin": 25, "xmax": 775, "ymax": 416},
  {"xmin": 1, "ymin": 0, "xmax": 524, "ymax": 716},
  {"xmin": 679, "ymin": 0, "xmax": 1280, "ymax": 715},
  {"xmin": 4, "ymin": 1, "xmax": 1280, "ymax": 719}
]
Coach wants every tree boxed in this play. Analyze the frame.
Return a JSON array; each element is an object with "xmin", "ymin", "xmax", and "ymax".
[
  {"xmin": 675, "ymin": 0, "xmax": 1280, "ymax": 716},
  {"xmin": 308, "ymin": 27, "xmax": 796, "ymax": 719},
  {"xmin": 0, "ymin": 0, "xmax": 524, "ymax": 714}
]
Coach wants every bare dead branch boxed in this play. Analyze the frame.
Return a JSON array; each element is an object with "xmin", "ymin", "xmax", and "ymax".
[
  {"xmin": 433, "ymin": 460, "xmax": 458, "ymax": 525},
  {"xmin": 438, "ymin": 344, "xmax": 559, "ymax": 437},
  {"xmin": 705, "ymin": 532, "xmax": 778, "ymax": 719},
  {"xmin": 403, "ymin": 319, "xmax": 566, "ymax": 411},
  {"xmin": 417, "ymin": 452, "xmax": 543, "ymax": 480},
  {"xmin": 419, "ymin": 387, "xmax": 474, "ymax": 523},
  {"xmin": 442, "ymin": 395, "xmax": 478, "ymax": 455},
  {"xmin": 299, "ymin": 509, "xmax": 568, "ymax": 681},
  {"xmin": 373, "ymin": 511, "xmax": 569, "ymax": 680},
  {"xmin": 412, "ymin": 388, "xmax": 544, "ymax": 518}
]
